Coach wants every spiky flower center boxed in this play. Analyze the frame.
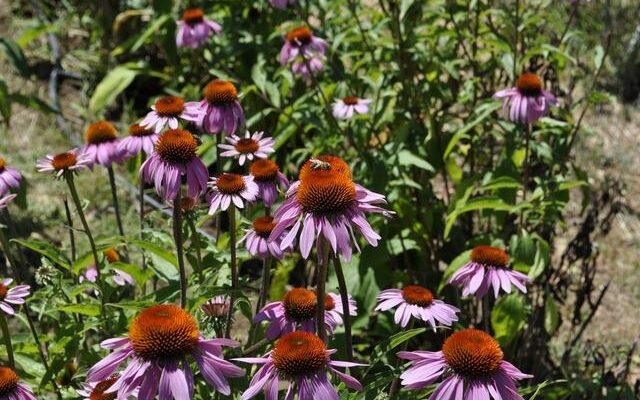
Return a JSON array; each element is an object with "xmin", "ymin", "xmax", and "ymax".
[
  {"xmin": 286, "ymin": 26, "xmax": 313, "ymax": 45},
  {"xmin": 51, "ymin": 152, "xmax": 78, "ymax": 170},
  {"xmin": 89, "ymin": 375, "xmax": 118, "ymax": 400},
  {"xmin": 297, "ymin": 156, "xmax": 356, "ymax": 215},
  {"xmin": 203, "ymin": 80, "xmax": 238, "ymax": 105},
  {"xmin": 515, "ymin": 73, "xmax": 543, "ymax": 97},
  {"xmin": 283, "ymin": 288, "xmax": 317, "ymax": 321},
  {"xmin": 0, "ymin": 367, "xmax": 18, "ymax": 396},
  {"xmin": 253, "ymin": 216, "xmax": 276, "ymax": 238},
  {"xmin": 103, "ymin": 248, "xmax": 120, "ymax": 263},
  {"xmin": 342, "ymin": 96, "xmax": 359, "ymax": 106},
  {"xmin": 154, "ymin": 96, "xmax": 185, "ymax": 117},
  {"xmin": 128, "ymin": 123, "xmax": 154, "ymax": 137},
  {"xmin": 402, "ymin": 285, "xmax": 434, "ymax": 307},
  {"xmin": 0, "ymin": 158, "xmax": 5, "ymax": 170},
  {"xmin": 216, "ymin": 173, "xmax": 245, "ymax": 194},
  {"xmin": 470, "ymin": 245, "xmax": 509, "ymax": 268},
  {"xmin": 442, "ymin": 329, "xmax": 503, "ymax": 378},
  {"xmin": 182, "ymin": 8, "xmax": 204, "ymax": 24},
  {"xmin": 86, "ymin": 121, "xmax": 118, "ymax": 145},
  {"xmin": 234, "ymin": 138, "xmax": 259, "ymax": 154},
  {"xmin": 250, "ymin": 159, "xmax": 279, "ymax": 182},
  {"xmin": 156, "ymin": 129, "xmax": 198, "ymax": 164},
  {"xmin": 272, "ymin": 332, "xmax": 328, "ymax": 378},
  {"xmin": 0, "ymin": 284, "xmax": 7, "ymax": 300},
  {"xmin": 129, "ymin": 304, "xmax": 199, "ymax": 361},
  {"xmin": 324, "ymin": 295, "xmax": 335, "ymax": 311}
]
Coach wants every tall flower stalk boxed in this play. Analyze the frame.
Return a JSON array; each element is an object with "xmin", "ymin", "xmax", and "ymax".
[
  {"xmin": 225, "ymin": 205, "xmax": 238, "ymax": 338},
  {"xmin": 333, "ymin": 255, "xmax": 353, "ymax": 360},
  {"xmin": 316, "ymin": 238, "xmax": 329, "ymax": 343},
  {"xmin": 107, "ymin": 165, "xmax": 125, "ymax": 239},
  {"xmin": 172, "ymin": 190, "xmax": 188, "ymax": 308}
]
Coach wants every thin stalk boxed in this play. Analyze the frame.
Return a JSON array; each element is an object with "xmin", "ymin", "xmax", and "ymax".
[
  {"xmin": 316, "ymin": 239, "xmax": 330, "ymax": 343},
  {"xmin": 215, "ymin": 132, "xmax": 223, "ymax": 242},
  {"xmin": 0, "ymin": 313, "xmax": 14, "ymax": 368},
  {"xmin": 139, "ymin": 153, "xmax": 146, "ymax": 289},
  {"xmin": 63, "ymin": 198, "xmax": 76, "ymax": 262},
  {"xmin": 187, "ymin": 218, "xmax": 203, "ymax": 283},
  {"xmin": 107, "ymin": 165, "xmax": 125, "ymax": 238},
  {"xmin": 173, "ymin": 191, "xmax": 187, "ymax": 308},
  {"xmin": 332, "ymin": 255, "xmax": 353, "ymax": 362},
  {"xmin": 257, "ymin": 256, "xmax": 273, "ymax": 313},
  {"xmin": 225, "ymin": 206, "xmax": 238, "ymax": 338},
  {"xmin": 520, "ymin": 123, "xmax": 531, "ymax": 225}
]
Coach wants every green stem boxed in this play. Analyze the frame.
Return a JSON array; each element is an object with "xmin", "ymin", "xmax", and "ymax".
[
  {"xmin": 520, "ymin": 123, "xmax": 531, "ymax": 225},
  {"xmin": 332, "ymin": 255, "xmax": 353, "ymax": 362},
  {"xmin": 139, "ymin": 177, "xmax": 147, "ymax": 295},
  {"xmin": 187, "ymin": 218, "xmax": 203, "ymax": 283},
  {"xmin": 257, "ymin": 256, "xmax": 272, "ymax": 313},
  {"xmin": 173, "ymin": 191, "xmax": 187, "ymax": 308},
  {"xmin": 225, "ymin": 206, "xmax": 238, "ymax": 338},
  {"xmin": 107, "ymin": 165, "xmax": 125, "ymax": 238},
  {"xmin": 316, "ymin": 238, "xmax": 330, "ymax": 343},
  {"xmin": 0, "ymin": 312, "xmax": 14, "ymax": 368}
]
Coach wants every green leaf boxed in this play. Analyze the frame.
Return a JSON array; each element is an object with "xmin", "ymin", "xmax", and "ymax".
[
  {"xmin": 128, "ymin": 238, "xmax": 178, "ymax": 282},
  {"xmin": 397, "ymin": 149, "xmax": 434, "ymax": 172},
  {"xmin": 11, "ymin": 238, "xmax": 71, "ymax": 270},
  {"xmin": 10, "ymin": 93, "xmax": 57, "ymax": 113},
  {"xmin": 544, "ymin": 294, "xmax": 559, "ymax": 334},
  {"xmin": 491, "ymin": 293, "xmax": 527, "ymax": 347},
  {"xmin": 0, "ymin": 79, "xmax": 10, "ymax": 124},
  {"xmin": 445, "ymin": 197, "xmax": 514, "ymax": 238},
  {"xmin": 389, "ymin": 327, "xmax": 425, "ymax": 349},
  {"xmin": 57, "ymin": 304, "xmax": 101, "ymax": 317},
  {"xmin": 130, "ymin": 14, "xmax": 171, "ymax": 53},
  {"xmin": 89, "ymin": 66, "xmax": 138, "ymax": 115},
  {"xmin": 444, "ymin": 102, "xmax": 502, "ymax": 159},
  {"xmin": 0, "ymin": 38, "xmax": 30, "ymax": 77}
]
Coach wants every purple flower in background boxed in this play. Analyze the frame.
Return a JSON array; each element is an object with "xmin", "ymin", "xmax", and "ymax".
[
  {"xmin": 449, "ymin": 245, "xmax": 530, "ymax": 299},
  {"xmin": 0, "ymin": 278, "xmax": 30, "ymax": 316},
  {"xmin": 375, "ymin": 285, "xmax": 459, "ymax": 330},
  {"xmin": 270, "ymin": 155, "xmax": 393, "ymax": 261},
  {"xmin": 218, "ymin": 131, "xmax": 275, "ymax": 166},
  {"xmin": 0, "ymin": 367, "xmax": 37, "ymax": 400},
  {"xmin": 249, "ymin": 159, "xmax": 289, "ymax": 207},
  {"xmin": 207, "ymin": 173, "xmax": 258, "ymax": 214},
  {"xmin": 0, "ymin": 157, "xmax": 21, "ymax": 196},
  {"xmin": 269, "ymin": 0, "xmax": 296, "ymax": 9},
  {"xmin": 199, "ymin": 79, "xmax": 245, "ymax": 135},
  {"xmin": 176, "ymin": 8, "xmax": 221, "ymax": 48},
  {"xmin": 398, "ymin": 329, "xmax": 532, "ymax": 398},
  {"xmin": 36, "ymin": 149, "xmax": 92, "ymax": 179},
  {"xmin": 280, "ymin": 26, "xmax": 327, "ymax": 79},
  {"xmin": 0, "ymin": 194, "xmax": 16, "ymax": 210},
  {"xmin": 82, "ymin": 121, "xmax": 126, "ymax": 167},
  {"xmin": 140, "ymin": 96, "xmax": 204, "ymax": 133},
  {"xmin": 118, "ymin": 123, "xmax": 159, "ymax": 158},
  {"xmin": 86, "ymin": 304, "xmax": 244, "ymax": 398},
  {"xmin": 332, "ymin": 96, "xmax": 372, "ymax": 119},
  {"xmin": 140, "ymin": 129, "xmax": 208, "ymax": 201},
  {"xmin": 241, "ymin": 216, "xmax": 288, "ymax": 260},
  {"xmin": 493, "ymin": 72, "xmax": 557, "ymax": 124}
]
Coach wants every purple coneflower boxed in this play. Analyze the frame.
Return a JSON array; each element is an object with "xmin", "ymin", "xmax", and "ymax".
[
  {"xmin": 218, "ymin": 131, "xmax": 275, "ymax": 166},
  {"xmin": 398, "ymin": 329, "xmax": 532, "ymax": 398},
  {"xmin": 270, "ymin": 155, "xmax": 392, "ymax": 261},
  {"xmin": 118, "ymin": 123, "xmax": 159, "ymax": 158},
  {"xmin": 82, "ymin": 121, "xmax": 126, "ymax": 167},
  {"xmin": 86, "ymin": 304, "xmax": 244, "ymax": 398},
  {"xmin": 176, "ymin": 8, "xmax": 221, "ymax": 48},
  {"xmin": 449, "ymin": 245, "xmax": 530, "ymax": 299},
  {"xmin": 241, "ymin": 216, "xmax": 288, "ymax": 260},
  {"xmin": 493, "ymin": 72, "xmax": 557, "ymax": 124},
  {"xmin": 0, "ymin": 278, "xmax": 30, "ymax": 316},
  {"xmin": 140, "ymin": 96, "xmax": 204, "ymax": 133},
  {"xmin": 280, "ymin": 26, "xmax": 327, "ymax": 79},
  {"xmin": 199, "ymin": 79, "xmax": 244, "ymax": 135},
  {"xmin": 36, "ymin": 149, "xmax": 92, "ymax": 179},
  {"xmin": 332, "ymin": 96, "xmax": 372, "ymax": 119},
  {"xmin": 0, "ymin": 194, "xmax": 16, "ymax": 210},
  {"xmin": 0, "ymin": 157, "xmax": 21, "ymax": 196},
  {"xmin": 234, "ymin": 331, "xmax": 364, "ymax": 399},
  {"xmin": 269, "ymin": 0, "xmax": 296, "ymax": 9},
  {"xmin": 375, "ymin": 285, "xmax": 460, "ymax": 330},
  {"xmin": 0, "ymin": 367, "xmax": 37, "ymax": 399},
  {"xmin": 249, "ymin": 159, "xmax": 289, "ymax": 207},
  {"xmin": 140, "ymin": 129, "xmax": 209, "ymax": 201},
  {"xmin": 255, "ymin": 287, "xmax": 356, "ymax": 340},
  {"xmin": 208, "ymin": 173, "xmax": 258, "ymax": 214}
]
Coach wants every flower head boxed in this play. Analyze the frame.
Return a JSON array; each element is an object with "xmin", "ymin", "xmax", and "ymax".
[
  {"xmin": 199, "ymin": 79, "xmax": 244, "ymax": 135},
  {"xmin": 140, "ymin": 129, "xmax": 209, "ymax": 201},
  {"xmin": 235, "ymin": 331, "xmax": 364, "ymax": 399},
  {"xmin": 254, "ymin": 287, "xmax": 357, "ymax": 340},
  {"xmin": 249, "ymin": 159, "xmax": 289, "ymax": 206},
  {"xmin": 280, "ymin": 26, "xmax": 327, "ymax": 79},
  {"xmin": 375, "ymin": 285, "xmax": 460, "ymax": 330},
  {"xmin": 398, "ymin": 329, "xmax": 532, "ymax": 398},
  {"xmin": 0, "ymin": 194, "xmax": 16, "ymax": 210},
  {"xmin": 141, "ymin": 96, "xmax": 204, "ymax": 134},
  {"xmin": 208, "ymin": 173, "xmax": 258, "ymax": 214},
  {"xmin": 0, "ymin": 157, "xmax": 22, "ymax": 196},
  {"xmin": 0, "ymin": 278, "xmax": 30, "ymax": 316},
  {"xmin": 86, "ymin": 304, "xmax": 244, "ymax": 398},
  {"xmin": 271, "ymin": 155, "xmax": 392, "ymax": 261},
  {"xmin": 332, "ymin": 96, "xmax": 372, "ymax": 119},
  {"xmin": 0, "ymin": 367, "xmax": 37, "ymax": 399},
  {"xmin": 493, "ymin": 72, "xmax": 557, "ymax": 124},
  {"xmin": 201, "ymin": 296, "xmax": 230, "ymax": 319},
  {"xmin": 37, "ymin": 149, "xmax": 92, "ymax": 178},
  {"xmin": 241, "ymin": 216, "xmax": 289, "ymax": 260},
  {"xmin": 218, "ymin": 131, "xmax": 275, "ymax": 166},
  {"xmin": 104, "ymin": 248, "xmax": 135, "ymax": 287},
  {"xmin": 176, "ymin": 8, "xmax": 221, "ymax": 48},
  {"xmin": 82, "ymin": 121, "xmax": 126, "ymax": 167},
  {"xmin": 449, "ymin": 245, "xmax": 530, "ymax": 299},
  {"xmin": 118, "ymin": 123, "xmax": 159, "ymax": 158}
]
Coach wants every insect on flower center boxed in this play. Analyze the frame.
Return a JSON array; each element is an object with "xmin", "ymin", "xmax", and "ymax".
[
  {"xmin": 89, "ymin": 375, "xmax": 119, "ymax": 400},
  {"xmin": 234, "ymin": 138, "xmax": 259, "ymax": 154},
  {"xmin": 0, "ymin": 367, "xmax": 19, "ymax": 395},
  {"xmin": 182, "ymin": 8, "xmax": 205, "ymax": 24},
  {"xmin": 283, "ymin": 288, "xmax": 317, "ymax": 321},
  {"xmin": 286, "ymin": 26, "xmax": 313, "ymax": 46},
  {"xmin": 272, "ymin": 332, "xmax": 328, "ymax": 378},
  {"xmin": 215, "ymin": 173, "xmax": 246, "ymax": 194},
  {"xmin": 203, "ymin": 80, "xmax": 238, "ymax": 105},
  {"xmin": 103, "ymin": 248, "xmax": 120, "ymax": 263},
  {"xmin": 470, "ymin": 245, "xmax": 509, "ymax": 268},
  {"xmin": 129, "ymin": 304, "xmax": 199, "ymax": 361},
  {"xmin": 297, "ymin": 156, "xmax": 356, "ymax": 215},
  {"xmin": 155, "ymin": 129, "xmax": 198, "ymax": 164},
  {"xmin": 154, "ymin": 96, "xmax": 185, "ymax": 117},
  {"xmin": 128, "ymin": 123, "xmax": 154, "ymax": 137},
  {"xmin": 51, "ymin": 152, "xmax": 78, "ymax": 170},
  {"xmin": 85, "ymin": 121, "xmax": 118, "ymax": 145},
  {"xmin": 253, "ymin": 216, "xmax": 276, "ymax": 238},
  {"xmin": 442, "ymin": 329, "xmax": 503, "ymax": 378},
  {"xmin": 342, "ymin": 96, "xmax": 359, "ymax": 106},
  {"xmin": 402, "ymin": 285, "xmax": 434, "ymax": 307},
  {"xmin": 250, "ymin": 159, "xmax": 279, "ymax": 182},
  {"xmin": 0, "ymin": 284, "xmax": 7, "ymax": 300},
  {"xmin": 515, "ymin": 72, "xmax": 543, "ymax": 97}
]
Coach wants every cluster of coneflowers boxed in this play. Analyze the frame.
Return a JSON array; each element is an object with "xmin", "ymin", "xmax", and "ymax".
[{"xmin": 0, "ymin": 1, "xmax": 571, "ymax": 399}]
